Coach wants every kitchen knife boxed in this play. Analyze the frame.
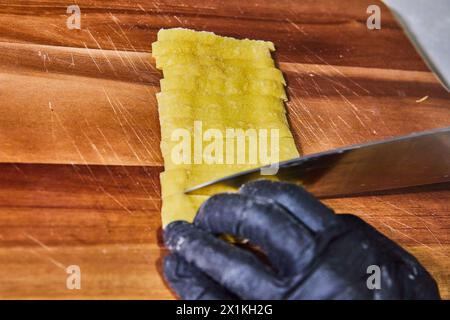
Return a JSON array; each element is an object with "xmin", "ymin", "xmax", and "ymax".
[
  {"xmin": 383, "ymin": 0, "xmax": 450, "ymax": 91},
  {"xmin": 185, "ymin": 127, "xmax": 450, "ymax": 198}
]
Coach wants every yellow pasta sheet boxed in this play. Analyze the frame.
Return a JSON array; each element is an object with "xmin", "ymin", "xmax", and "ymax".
[{"xmin": 153, "ymin": 28, "xmax": 299, "ymax": 226}]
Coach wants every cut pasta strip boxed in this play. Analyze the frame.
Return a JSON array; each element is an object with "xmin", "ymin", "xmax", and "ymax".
[
  {"xmin": 159, "ymin": 117, "xmax": 294, "ymax": 143},
  {"xmin": 156, "ymin": 28, "xmax": 275, "ymax": 51},
  {"xmin": 160, "ymin": 76, "xmax": 287, "ymax": 100},
  {"xmin": 162, "ymin": 65, "xmax": 286, "ymax": 84},
  {"xmin": 160, "ymin": 137, "xmax": 299, "ymax": 171},
  {"xmin": 152, "ymin": 40, "xmax": 272, "ymax": 61},
  {"xmin": 157, "ymin": 93, "xmax": 288, "ymax": 120},
  {"xmin": 155, "ymin": 53, "xmax": 274, "ymax": 69}
]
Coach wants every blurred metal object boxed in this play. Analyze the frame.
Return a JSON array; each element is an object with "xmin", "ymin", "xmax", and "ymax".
[
  {"xmin": 383, "ymin": 0, "xmax": 450, "ymax": 91},
  {"xmin": 185, "ymin": 127, "xmax": 450, "ymax": 197}
]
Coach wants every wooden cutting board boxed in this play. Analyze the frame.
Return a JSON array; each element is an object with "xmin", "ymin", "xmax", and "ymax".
[{"xmin": 0, "ymin": 0, "xmax": 448, "ymax": 299}]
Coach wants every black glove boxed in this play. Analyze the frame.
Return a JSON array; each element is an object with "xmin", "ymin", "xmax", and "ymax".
[{"xmin": 163, "ymin": 180, "xmax": 440, "ymax": 300}]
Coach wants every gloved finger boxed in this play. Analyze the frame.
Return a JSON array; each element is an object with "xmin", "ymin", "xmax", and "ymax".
[
  {"xmin": 336, "ymin": 214, "xmax": 441, "ymax": 300},
  {"xmin": 164, "ymin": 220, "xmax": 282, "ymax": 299},
  {"xmin": 239, "ymin": 180, "xmax": 337, "ymax": 233},
  {"xmin": 164, "ymin": 253, "xmax": 236, "ymax": 300},
  {"xmin": 194, "ymin": 193, "xmax": 316, "ymax": 275}
]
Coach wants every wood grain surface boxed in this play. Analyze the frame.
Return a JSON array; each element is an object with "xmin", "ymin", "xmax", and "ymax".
[{"xmin": 0, "ymin": 0, "xmax": 449, "ymax": 299}]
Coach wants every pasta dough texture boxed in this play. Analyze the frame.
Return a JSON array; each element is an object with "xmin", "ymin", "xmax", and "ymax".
[{"xmin": 152, "ymin": 28, "xmax": 299, "ymax": 226}]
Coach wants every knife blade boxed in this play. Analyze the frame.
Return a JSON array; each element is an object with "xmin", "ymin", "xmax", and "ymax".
[
  {"xmin": 185, "ymin": 127, "xmax": 450, "ymax": 197},
  {"xmin": 383, "ymin": 0, "xmax": 450, "ymax": 91}
]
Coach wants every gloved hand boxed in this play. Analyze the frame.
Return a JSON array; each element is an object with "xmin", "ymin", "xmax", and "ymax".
[{"xmin": 163, "ymin": 180, "xmax": 440, "ymax": 300}]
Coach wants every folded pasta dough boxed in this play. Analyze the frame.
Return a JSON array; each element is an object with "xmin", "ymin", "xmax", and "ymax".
[{"xmin": 153, "ymin": 28, "xmax": 299, "ymax": 227}]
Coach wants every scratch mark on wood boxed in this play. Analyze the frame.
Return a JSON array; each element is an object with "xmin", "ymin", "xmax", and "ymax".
[
  {"xmin": 86, "ymin": 28, "xmax": 117, "ymax": 75},
  {"xmin": 29, "ymin": 249, "xmax": 66, "ymax": 270},
  {"xmin": 82, "ymin": 42, "xmax": 102, "ymax": 72},
  {"xmin": 26, "ymin": 233, "xmax": 52, "ymax": 252}
]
